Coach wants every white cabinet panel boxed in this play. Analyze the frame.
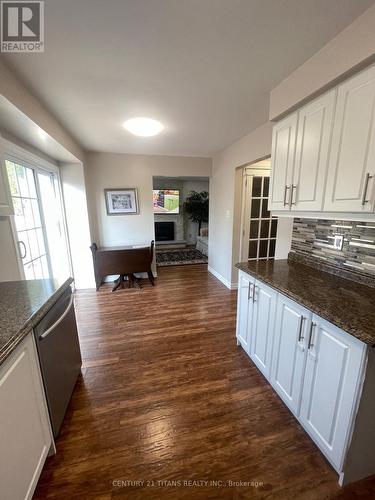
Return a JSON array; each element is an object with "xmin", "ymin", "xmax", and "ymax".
[
  {"xmin": 249, "ymin": 281, "xmax": 277, "ymax": 380},
  {"xmin": 325, "ymin": 64, "xmax": 375, "ymax": 212},
  {"xmin": 236, "ymin": 271, "xmax": 255, "ymax": 354},
  {"xmin": 271, "ymin": 295, "xmax": 311, "ymax": 415},
  {"xmin": 269, "ymin": 113, "xmax": 298, "ymax": 211},
  {"xmin": 0, "ymin": 334, "xmax": 53, "ymax": 500},
  {"xmin": 300, "ymin": 315, "xmax": 365, "ymax": 471},
  {"xmin": 292, "ymin": 90, "xmax": 336, "ymax": 211}
]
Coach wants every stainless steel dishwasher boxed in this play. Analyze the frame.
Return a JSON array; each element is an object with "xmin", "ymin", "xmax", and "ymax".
[{"xmin": 34, "ymin": 286, "xmax": 82, "ymax": 438}]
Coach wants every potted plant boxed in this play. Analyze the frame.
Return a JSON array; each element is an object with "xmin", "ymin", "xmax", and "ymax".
[{"xmin": 184, "ymin": 191, "xmax": 209, "ymax": 234}]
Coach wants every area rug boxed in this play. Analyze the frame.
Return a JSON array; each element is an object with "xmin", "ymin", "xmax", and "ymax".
[{"xmin": 156, "ymin": 248, "xmax": 208, "ymax": 266}]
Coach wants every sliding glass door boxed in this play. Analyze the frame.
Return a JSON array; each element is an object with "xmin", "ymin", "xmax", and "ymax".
[{"xmin": 6, "ymin": 158, "xmax": 70, "ymax": 282}]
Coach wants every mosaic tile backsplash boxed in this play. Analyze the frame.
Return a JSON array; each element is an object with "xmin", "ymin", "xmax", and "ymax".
[{"xmin": 291, "ymin": 218, "xmax": 375, "ymax": 277}]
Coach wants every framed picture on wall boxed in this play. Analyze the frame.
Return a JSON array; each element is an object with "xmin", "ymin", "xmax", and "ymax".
[{"xmin": 104, "ymin": 188, "xmax": 139, "ymax": 215}]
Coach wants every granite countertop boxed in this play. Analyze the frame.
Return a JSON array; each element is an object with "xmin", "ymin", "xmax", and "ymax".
[
  {"xmin": 0, "ymin": 278, "xmax": 73, "ymax": 365},
  {"xmin": 236, "ymin": 260, "xmax": 375, "ymax": 347}
]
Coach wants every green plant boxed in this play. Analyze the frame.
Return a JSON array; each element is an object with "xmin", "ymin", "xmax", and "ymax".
[{"xmin": 184, "ymin": 191, "xmax": 209, "ymax": 233}]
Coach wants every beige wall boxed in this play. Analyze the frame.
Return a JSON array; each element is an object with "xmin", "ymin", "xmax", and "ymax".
[
  {"xmin": 85, "ymin": 153, "xmax": 212, "ymax": 251},
  {"xmin": 209, "ymin": 122, "xmax": 277, "ymax": 288},
  {"xmin": 270, "ymin": 3, "xmax": 375, "ymax": 120}
]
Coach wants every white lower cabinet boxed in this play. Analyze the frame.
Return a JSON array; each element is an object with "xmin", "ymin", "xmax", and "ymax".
[
  {"xmin": 236, "ymin": 271, "xmax": 255, "ymax": 353},
  {"xmin": 299, "ymin": 315, "xmax": 366, "ymax": 471},
  {"xmin": 0, "ymin": 334, "xmax": 53, "ymax": 500},
  {"xmin": 271, "ymin": 295, "xmax": 311, "ymax": 416},
  {"xmin": 236, "ymin": 270, "xmax": 368, "ymax": 480},
  {"xmin": 249, "ymin": 281, "xmax": 276, "ymax": 380}
]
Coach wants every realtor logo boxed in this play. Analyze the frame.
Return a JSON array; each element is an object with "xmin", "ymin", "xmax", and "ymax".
[{"xmin": 1, "ymin": 1, "xmax": 44, "ymax": 52}]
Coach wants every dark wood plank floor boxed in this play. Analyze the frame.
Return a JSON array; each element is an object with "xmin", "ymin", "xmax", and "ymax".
[{"xmin": 34, "ymin": 265, "xmax": 375, "ymax": 499}]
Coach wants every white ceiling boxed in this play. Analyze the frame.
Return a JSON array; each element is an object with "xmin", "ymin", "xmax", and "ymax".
[{"xmin": 2, "ymin": 0, "xmax": 374, "ymax": 157}]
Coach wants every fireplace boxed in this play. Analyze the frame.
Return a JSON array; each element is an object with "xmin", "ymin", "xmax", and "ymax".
[{"xmin": 155, "ymin": 221, "xmax": 174, "ymax": 241}]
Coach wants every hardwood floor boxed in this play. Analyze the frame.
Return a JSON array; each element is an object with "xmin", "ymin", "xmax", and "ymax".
[{"xmin": 33, "ymin": 265, "xmax": 375, "ymax": 499}]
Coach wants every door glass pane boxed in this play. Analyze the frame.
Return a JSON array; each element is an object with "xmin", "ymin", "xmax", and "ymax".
[
  {"xmin": 251, "ymin": 199, "xmax": 260, "ymax": 218},
  {"xmin": 249, "ymin": 240, "xmax": 258, "ymax": 259},
  {"xmin": 263, "ymin": 177, "xmax": 270, "ymax": 197},
  {"xmin": 6, "ymin": 160, "xmax": 50, "ymax": 280},
  {"xmin": 249, "ymin": 220, "xmax": 259, "ymax": 239},
  {"xmin": 246, "ymin": 173, "xmax": 278, "ymax": 261},
  {"xmin": 259, "ymin": 240, "xmax": 268, "ymax": 258},
  {"xmin": 252, "ymin": 177, "xmax": 262, "ymax": 197},
  {"xmin": 260, "ymin": 220, "xmax": 270, "ymax": 238},
  {"xmin": 38, "ymin": 171, "xmax": 70, "ymax": 282}
]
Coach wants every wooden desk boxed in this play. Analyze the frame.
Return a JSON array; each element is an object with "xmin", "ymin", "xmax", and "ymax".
[{"xmin": 90, "ymin": 242, "xmax": 155, "ymax": 291}]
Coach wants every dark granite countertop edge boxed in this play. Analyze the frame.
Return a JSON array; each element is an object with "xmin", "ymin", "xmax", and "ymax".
[
  {"xmin": 235, "ymin": 262, "xmax": 375, "ymax": 348},
  {"xmin": 0, "ymin": 278, "xmax": 74, "ymax": 366}
]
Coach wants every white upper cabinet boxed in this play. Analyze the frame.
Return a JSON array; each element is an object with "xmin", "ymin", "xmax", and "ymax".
[
  {"xmin": 269, "ymin": 113, "xmax": 298, "ymax": 211},
  {"xmin": 325, "ymin": 65, "xmax": 375, "ymax": 212},
  {"xmin": 236, "ymin": 271, "xmax": 255, "ymax": 354},
  {"xmin": 292, "ymin": 90, "xmax": 336, "ymax": 211},
  {"xmin": 270, "ymin": 63, "xmax": 375, "ymax": 216},
  {"xmin": 300, "ymin": 315, "xmax": 365, "ymax": 471},
  {"xmin": 271, "ymin": 295, "xmax": 311, "ymax": 416},
  {"xmin": 249, "ymin": 280, "xmax": 276, "ymax": 380}
]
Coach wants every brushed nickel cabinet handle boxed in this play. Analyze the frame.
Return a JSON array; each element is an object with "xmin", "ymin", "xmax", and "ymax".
[
  {"xmin": 283, "ymin": 185, "xmax": 290, "ymax": 206},
  {"xmin": 253, "ymin": 285, "xmax": 257, "ymax": 303},
  {"xmin": 290, "ymin": 184, "xmax": 297, "ymax": 206},
  {"xmin": 308, "ymin": 322, "xmax": 316, "ymax": 350},
  {"xmin": 248, "ymin": 283, "xmax": 253, "ymax": 300},
  {"xmin": 361, "ymin": 173, "xmax": 373, "ymax": 205},
  {"xmin": 298, "ymin": 316, "xmax": 305, "ymax": 342}
]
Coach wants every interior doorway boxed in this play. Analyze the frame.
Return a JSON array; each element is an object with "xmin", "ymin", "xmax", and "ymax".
[
  {"xmin": 152, "ymin": 176, "xmax": 209, "ymax": 267},
  {"xmin": 240, "ymin": 159, "xmax": 278, "ymax": 262}
]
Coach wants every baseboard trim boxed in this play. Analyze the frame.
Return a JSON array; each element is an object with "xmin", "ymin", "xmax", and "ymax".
[{"xmin": 208, "ymin": 266, "xmax": 237, "ymax": 290}]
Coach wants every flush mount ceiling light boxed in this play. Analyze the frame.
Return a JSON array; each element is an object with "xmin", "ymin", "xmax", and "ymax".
[{"xmin": 123, "ymin": 117, "xmax": 163, "ymax": 137}]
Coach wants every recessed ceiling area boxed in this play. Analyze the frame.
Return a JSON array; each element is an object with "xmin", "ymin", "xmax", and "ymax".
[
  {"xmin": 0, "ymin": 97, "xmax": 79, "ymax": 163},
  {"xmin": 1, "ymin": 0, "xmax": 374, "ymax": 157}
]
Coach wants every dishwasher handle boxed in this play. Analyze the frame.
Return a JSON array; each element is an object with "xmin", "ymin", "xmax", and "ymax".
[{"xmin": 39, "ymin": 293, "xmax": 74, "ymax": 340}]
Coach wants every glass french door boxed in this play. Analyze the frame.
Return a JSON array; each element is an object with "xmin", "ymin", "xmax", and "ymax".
[
  {"xmin": 241, "ymin": 169, "xmax": 278, "ymax": 262},
  {"xmin": 6, "ymin": 158, "xmax": 70, "ymax": 281}
]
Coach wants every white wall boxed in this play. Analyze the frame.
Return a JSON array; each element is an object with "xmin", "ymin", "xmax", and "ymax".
[
  {"xmin": 85, "ymin": 153, "xmax": 212, "ymax": 250},
  {"xmin": 270, "ymin": 3, "xmax": 375, "ymax": 120},
  {"xmin": 59, "ymin": 162, "xmax": 95, "ymax": 289}
]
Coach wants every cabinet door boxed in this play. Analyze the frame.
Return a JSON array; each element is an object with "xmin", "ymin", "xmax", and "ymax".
[
  {"xmin": 325, "ymin": 64, "xmax": 375, "ymax": 212},
  {"xmin": 0, "ymin": 334, "xmax": 53, "ymax": 500},
  {"xmin": 249, "ymin": 280, "xmax": 277, "ymax": 380},
  {"xmin": 292, "ymin": 90, "xmax": 336, "ymax": 211},
  {"xmin": 236, "ymin": 271, "xmax": 255, "ymax": 354},
  {"xmin": 271, "ymin": 295, "xmax": 311, "ymax": 416},
  {"xmin": 269, "ymin": 113, "xmax": 298, "ymax": 211},
  {"xmin": 300, "ymin": 315, "xmax": 365, "ymax": 471}
]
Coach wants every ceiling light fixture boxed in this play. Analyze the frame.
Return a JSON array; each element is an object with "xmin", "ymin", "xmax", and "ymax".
[{"xmin": 123, "ymin": 117, "xmax": 163, "ymax": 137}]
